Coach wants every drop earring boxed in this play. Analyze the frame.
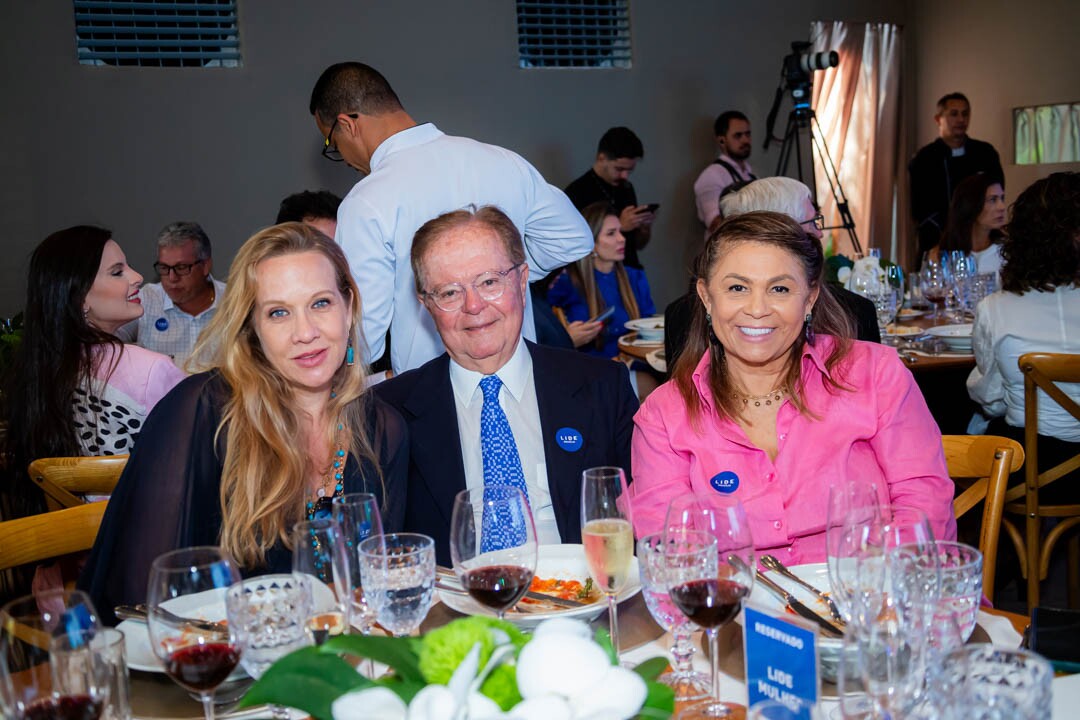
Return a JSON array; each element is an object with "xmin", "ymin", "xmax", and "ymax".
[
  {"xmin": 804, "ymin": 312, "xmax": 815, "ymax": 346},
  {"xmin": 346, "ymin": 342, "xmax": 355, "ymax": 366}
]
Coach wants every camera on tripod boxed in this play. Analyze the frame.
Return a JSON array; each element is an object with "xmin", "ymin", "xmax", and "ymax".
[{"xmin": 781, "ymin": 41, "xmax": 838, "ymax": 112}]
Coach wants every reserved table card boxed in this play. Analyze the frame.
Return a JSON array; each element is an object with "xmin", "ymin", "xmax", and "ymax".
[{"xmin": 743, "ymin": 603, "xmax": 820, "ymax": 718}]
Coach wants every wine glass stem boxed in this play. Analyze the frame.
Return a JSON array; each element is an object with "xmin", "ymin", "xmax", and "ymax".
[
  {"xmin": 607, "ymin": 592, "xmax": 620, "ymax": 655},
  {"xmin": 199, "ymin": 691, "xmax": 216, "ymax": 720},
  {"xmin": 708, "ymin": 628, "xmax": 722, "ymax": 705}
]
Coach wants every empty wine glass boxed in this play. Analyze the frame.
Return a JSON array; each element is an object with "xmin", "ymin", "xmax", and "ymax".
[
  {"xmin": 292, "ymin": 517, "xmax": 352, "ymax": 644},
  {"xmin": 637, "ymin": 533, "xmax": 710, "ymax": 703},
  {"xmin": 0, "ymin": 590, "xmax": 107, "ymax": 720},
  {"xmin": 331, "ymin": 492, "xmax": 384, "ymax": 633},
  {"xmin": 664, "ymin": 493, "xmax": 755, "ymax": 719},
  {"xmin": 358, "ymin": 533, "xmax": 436, "ymax": 637},
  {"xmin": 147, "ymin": 547, "xmax": 242, "ymax": 720},
  {"xmin": 450, "ymin": 485, "xmax": 538, "ymax": 620},
  {"xmin": 581, "ymin": 466, "xmax": 635, "ymax": 654},
  {"xmin": 826, "ymin": 480, "xmax": 882, "ymax": 621},
  {"xmin": 225, "ymin": 574, "xmax": 313, "ymax": 719}
]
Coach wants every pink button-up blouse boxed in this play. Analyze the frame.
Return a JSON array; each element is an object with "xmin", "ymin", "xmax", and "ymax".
[{"xmin": 629, "ymin": 337, "xmax": 956, "ymax": 563}]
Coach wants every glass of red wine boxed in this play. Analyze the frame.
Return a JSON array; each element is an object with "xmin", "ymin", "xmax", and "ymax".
[
  {"xmin": 449, "ymin": 485, "xmax": 538, "ymax": 620},
  {"xmin": 146, "ymin": 546, "xmax": 242, "ymax": 720},
  {"xmin": 0, "ymin": 590, "xmax": 107, "ymax": 720},
  {"xmin": 664, "ymin": 494, "xmax": 755, "ymax": 719}
]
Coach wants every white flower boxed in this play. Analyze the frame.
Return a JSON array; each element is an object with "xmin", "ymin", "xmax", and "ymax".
[
  {"xmin": 516, "ymin": 632, "xmax": 610, "ymax": 699},
  {"xmin": 333, "ymin": 686, "xmax": 407, "ymax": 720},
  {"xmin": 837, "ymin": 266, "xmax": 852, "ymax": 284}
]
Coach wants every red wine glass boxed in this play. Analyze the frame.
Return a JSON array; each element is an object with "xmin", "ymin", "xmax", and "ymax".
[
  {"xmin": 146, "ymin": 547, "xmax": 242, "ymax": 720},
  {"xmin": 449, "ymin": 485, "xmax": 538, "ymax": 620},
  {"xmin": 0, "ymin": 590, "xmax": 107, "ymax": 720},
  {"xmin": 664, "ymin": 494, "xmax": 755, "ymax": 719}
]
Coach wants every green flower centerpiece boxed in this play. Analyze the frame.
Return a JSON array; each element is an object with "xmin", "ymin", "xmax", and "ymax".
[{"xmin": 237, "ymin": 616, "xmax": 674, "ymax": 719}]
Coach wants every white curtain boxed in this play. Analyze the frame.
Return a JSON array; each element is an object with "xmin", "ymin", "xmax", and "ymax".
[
  {"xmin": 810, "ymin": 22, "xmax": 904, "ymax": 263},
  {"xmin": 1015, "ymin": 103, "xmax": 1080, "ymax": 164}
]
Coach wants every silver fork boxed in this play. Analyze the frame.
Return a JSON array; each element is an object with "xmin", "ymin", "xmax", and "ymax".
[{"xmin": 760, "ymin": 555, "xmax": 846, "ymax": 624}]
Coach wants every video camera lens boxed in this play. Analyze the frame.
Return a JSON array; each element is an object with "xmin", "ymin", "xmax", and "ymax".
[{"xmin": 800, "ymin": 50, "xmax": 839, "ymax": 72}]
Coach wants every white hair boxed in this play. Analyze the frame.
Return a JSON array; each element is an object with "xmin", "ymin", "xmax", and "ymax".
[{"xmin": 720, "ymin": 176, "xmax": 812, "ymax": 220}]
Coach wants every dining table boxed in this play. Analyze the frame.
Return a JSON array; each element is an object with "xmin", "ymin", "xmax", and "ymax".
[{"xmin": 125, "ymin": 592, "xmax": 1078, "ymax": 719}]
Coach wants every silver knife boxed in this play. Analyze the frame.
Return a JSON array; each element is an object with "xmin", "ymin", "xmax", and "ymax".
[
  {"xmin": 760, "ymin": 555, "xmax": 846, "ymax": 624},
  {"xmin": 435, "ymin": 566, "xmax": 589, "ymax": 609},
  {"xmin": 754, "ymin": 571, "xmax": 844, "ymax": 638}
]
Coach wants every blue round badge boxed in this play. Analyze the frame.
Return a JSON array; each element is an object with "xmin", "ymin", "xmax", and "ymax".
[
  {"xmin": 555, "ymin": 427, "xmax": 583, "ymax": 452},
  {"xmin": 154, "ymin": 317, "xmax": 169, "ymax": 332},
  {"xmin": 710, "ymin": 471, "xmax": 739, "ymax": 494}
]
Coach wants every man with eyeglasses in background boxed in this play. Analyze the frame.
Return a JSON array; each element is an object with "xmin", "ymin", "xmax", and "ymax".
[
  {"xmin": 117, "ymin": 221, "xmax": 225, "ymax": 369},
  {"xmin": 309, "ymin": 62, "xmax": 591, "ymax": 376},
  {"xmin": 374, "ymin": 206, "xmax": 636, "ymax": 564}
]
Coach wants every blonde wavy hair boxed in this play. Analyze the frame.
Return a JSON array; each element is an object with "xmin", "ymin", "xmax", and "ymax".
[{"xmin": 189, "ymin": 222, "xmax": 381, "ymax": 567}]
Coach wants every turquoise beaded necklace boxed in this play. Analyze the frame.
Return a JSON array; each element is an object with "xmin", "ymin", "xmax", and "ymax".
[{"xmin": 305, "ymin": 422, "xmax": 347, "ymax": 520}]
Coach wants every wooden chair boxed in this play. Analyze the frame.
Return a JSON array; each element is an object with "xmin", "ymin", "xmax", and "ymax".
[
  {"xmin": 0, "ymin": 501, "xmax": 108, "ymax": 572},
  {"xmin": 1002, "ymin": 352, "xmax": 1080, "ymax": 610},
  {"xmin": 27, "ymin": 455, "xmax": 128, "ymax": 511},
  {"xmin": 944, "ymin": 434, "xmax": 1024, "ymax": 604}
]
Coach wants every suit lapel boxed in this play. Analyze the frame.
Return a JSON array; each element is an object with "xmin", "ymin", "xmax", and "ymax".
[
  {"xmin": 402, "ymin": 356, "xmax": 466, "ymax": 528},
  {"xmin": 530, "ymin": 343, "xmax": 588, "ymax": 543}
]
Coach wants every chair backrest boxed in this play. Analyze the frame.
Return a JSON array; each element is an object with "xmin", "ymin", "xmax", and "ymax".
[
  {"xmin": 0, "ymin": 501, "xmax": 108, "ymax": 572},
  {"xmin": 27, "ymin": 455, "xmax": 128, "ymax": 511},
  {"xmin": 943, "ymin": 434, "xmax": 1024, "ymax": 603},
  {"xmin": 1019, "ymin": 352, "xmax": 1080, "ymax": 490}
]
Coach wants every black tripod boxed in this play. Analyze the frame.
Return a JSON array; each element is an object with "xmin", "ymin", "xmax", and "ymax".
[{"xmin": 774, "ymin": 107, "xmax": 863, "ymax": 256}]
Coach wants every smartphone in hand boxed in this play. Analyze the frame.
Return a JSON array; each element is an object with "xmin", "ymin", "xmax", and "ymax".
[
  {"xmin": 639, "ymin": 203, "xmax": 660, "ymax": 213},
  {"xmin": 590, "ymin": 306, "xmax": 616, "ymax": 323}
]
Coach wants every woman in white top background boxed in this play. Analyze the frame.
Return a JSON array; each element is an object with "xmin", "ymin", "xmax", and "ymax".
[
  {"xmin": 937, "ymin": 173, "xmax": 1007, "ymax": 276},
  {"xmin": 967, "ymin": 171, "xmax": 1079, "ymax": 502}
]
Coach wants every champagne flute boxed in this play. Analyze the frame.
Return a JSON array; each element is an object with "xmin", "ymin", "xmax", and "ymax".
[
  {"xmin": 331, "ymin": 492, "xmax": 384, "ymax": 633},
  {"xmin": 292, "ymin": 518, "xmax": 352, "ymax": 644},
  {"xmin": 449, "ymin": 485, "xmax": 538, "ymax": 620},
  {"xmin": 146, "ymin": 547, "xmax": 241, "ymax": 720},
  {"xmin": 358, "ymin": 533, "xmax": 436, "ymax": 637},
  {"xmin": 580, "ymin": 466, "xmax": 635, "ymax": 654},
  {"xmin": 637, "ymin": 533, "xmax": 710, "ymax": 703},
  {"xmin": 0, "ymin": 590, "xmax": 107, "ymax": 720},
  {"xmin": 226, "ymin": 574, "xmax": 313, "ymax": 720},
  {"xmin": 664, "ymin": 493, "xmax": 755, "ymax": 720}
]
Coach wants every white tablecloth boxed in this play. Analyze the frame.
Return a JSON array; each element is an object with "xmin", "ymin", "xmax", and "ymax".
[{"xmin": 621, "ymin": 610, "xmax": 1078, "ymax": 718}]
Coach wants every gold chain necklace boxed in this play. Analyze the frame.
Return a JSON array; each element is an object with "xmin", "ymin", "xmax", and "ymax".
[{"xmin": 733, "ymin": 386, "xmax": 788, "ymax": 408}]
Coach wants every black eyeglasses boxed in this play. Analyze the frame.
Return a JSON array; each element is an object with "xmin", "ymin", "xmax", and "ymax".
[
  {"xmin": 154, "ymin": 259, "xmax": 205, "ymax": 277},
  {"xmin": 322, "ymin": 113, "xmax": 359, "ymax": 162},
  {"xmin": 801, "ymin": 214, "xmax": 825, "ymax": 230}
]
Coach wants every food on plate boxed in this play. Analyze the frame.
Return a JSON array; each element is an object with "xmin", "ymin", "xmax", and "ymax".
[
  {"xmin": 520, "ymin": 576, "xmax": 600, "ymax": 607},
  {"xmin": 885, "ymin": 323, "xmax": 922, "ymax": 336},
  {"xmin": 897, "ymin": 308, "xmax": 925, "ymax": 319}
]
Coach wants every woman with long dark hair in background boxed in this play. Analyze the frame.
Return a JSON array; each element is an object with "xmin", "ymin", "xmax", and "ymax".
[{"xmin": 937, "ymin": 173, "xmax": 1007, "ymax": 275}]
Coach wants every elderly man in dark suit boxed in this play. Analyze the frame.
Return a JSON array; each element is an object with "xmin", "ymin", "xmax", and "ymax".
[{"xmin": 374, "ymin": 206, "xmax": 638, "ymax": 564}]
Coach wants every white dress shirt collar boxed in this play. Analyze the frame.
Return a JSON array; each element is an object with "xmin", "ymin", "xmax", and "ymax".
[
  {"xmin": 449, "ymin": 337, "xmax": 531, "ymax": 408},
  {"xmin": 369, "ymin": 123, "xmax": 443, "ymax": 173}
]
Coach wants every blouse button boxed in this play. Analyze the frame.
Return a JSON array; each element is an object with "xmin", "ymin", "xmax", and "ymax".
[
  {"xmin": 766, "ymin": 472, "xmax": 775, "ymax": 482},
  {"xmin": 779, "ymin": 433, "xmax": 787, "ymax": 441},
  {"xmin": 773, "ymin": 520, "xmax": 782, "ymax": 529}
]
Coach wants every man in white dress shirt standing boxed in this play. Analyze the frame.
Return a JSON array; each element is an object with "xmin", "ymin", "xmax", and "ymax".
[{"xmin": 309, "ymin": 62, "xmax": 592, "ymax": 375}]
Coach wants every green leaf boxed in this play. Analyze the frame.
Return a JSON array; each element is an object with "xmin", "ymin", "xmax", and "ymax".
[
  {"xmin": 593, "ymin": 627, "xmax": 618, "ymax": 665},
  {"xmin": 637, "ymin": 680, "xmax": 676, "ymax": 717},
  {"xmin": 237, "ymin": 646, "xmax": 371, "ymax": 719},
  {"xmin": 631, "ymin": 657, "xmax": 670, "ymax": 683},
  {"xmin": 320, "ymin": 634, "xmax": 424, "ymax": 683}
]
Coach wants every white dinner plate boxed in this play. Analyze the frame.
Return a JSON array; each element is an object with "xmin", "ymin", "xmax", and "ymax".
[
  {"xmin": 925, "ymin": 323, "xmax": 973, "ymax": 351},
  {"xmin": 896, "ymin": 308, "xmax": 927, "ymax": 320},
  {"xmin": 439, "ymin": 543, "xmax": 641, "ymax": 629},
  {"xmin": 646, "ymin": 348, "xmax": 667, "ymax": 374},
  {"xmin": 624, "ymin": 317, "xmax": 665, "ymax": 343}
]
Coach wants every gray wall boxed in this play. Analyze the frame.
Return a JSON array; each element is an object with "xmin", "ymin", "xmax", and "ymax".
[
  {"xmin": 0, "ymin": 0, "xmax": 907, "ymax": 317},
  {"xmin": 910, "ymin": 0, "xmax": 1080, "ymax": 202}
]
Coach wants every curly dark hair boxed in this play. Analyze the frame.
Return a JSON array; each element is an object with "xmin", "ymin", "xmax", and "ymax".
[{"xmin": 1000, "ymin": 172, "xmax": 1080, "ymax": 294}]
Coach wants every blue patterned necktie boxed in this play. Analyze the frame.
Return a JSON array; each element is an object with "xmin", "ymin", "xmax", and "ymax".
[{"xmin": 479, "ymin": 375, "xmax": 530, "ymax": 552}]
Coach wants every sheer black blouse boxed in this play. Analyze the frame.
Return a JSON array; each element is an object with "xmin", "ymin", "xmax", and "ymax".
[{"xmin": 77, "ymin": 371, "xmax": 409, "ymax": 624}]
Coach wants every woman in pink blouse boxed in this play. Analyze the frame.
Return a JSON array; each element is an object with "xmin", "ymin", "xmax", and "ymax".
[{"xmin": 630, "ymin": 212, "xmax": 955, "ymax": 563}]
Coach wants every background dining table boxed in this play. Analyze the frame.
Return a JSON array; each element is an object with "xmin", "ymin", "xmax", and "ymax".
[{"xmin": 126, "ymin": 593, "xmax": 1077, "ymax": 719}]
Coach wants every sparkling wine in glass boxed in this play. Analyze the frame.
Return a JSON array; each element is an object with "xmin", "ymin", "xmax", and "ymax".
[
  {"xmin": 0, "ymin": 590, "xmax": 107, "ymax": 720},
  {"xmin": 450, "ymin": 485, "xmax": 537, "ymax": 620},
  {"xmin": 358, "ymin": 533, "xmax": 436, "ymax": 637},
  {"xmin": 331, "ymin": 492, "xmax": 384, "ymax": 634},
  {"xmin": 146, "ymin": 547, "xmax": 241, "ymax": 720},
  {"xmin": 637, "ymin": 533, "xmax": 710, "ymax": 702},
  {"xmin": 292, "ymin": 517, "xmax": 352, "ymax": 644},
  {"xmin": 581, "ymin": 466, "xmax": 635, "ymax": 653},
  {"xmin": 664, "ymin": 493, "xmax": 755, "ymax": 719}
]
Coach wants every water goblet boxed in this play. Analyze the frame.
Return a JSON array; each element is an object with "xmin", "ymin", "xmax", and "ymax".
[
  {"xmin": 931, "ymin": 541, "xmax": 982, "ymax": 644},
  {"xmin": 941, "ymin": 645, "xmax": 1052, "ymax": 720},
  {"xmin": 0, "ymin": 590, "xmax": 107, "ymax": 720},
  {"xmin": 331, "ymin": 492, "xmax": 384, "ymax": 633},
  {"xmin": 581, "ymin": 466, "xmax": 635, "ymax": 654},
  {"xmin": 450, "ymin": 485, "xmax": 538, "ymax": 620},
  {"xmin": 358, "ymin": 533, "xmax": 436, "ymax": 637},
  {"xmin": 637, "ymin": 533, "xmax": 710, "ymax": 702},
  {"xmin": 146, "ymin": 547, "xmax": 242, "ymax": 720},
  {"xmin": 292, "ymin": 517, "xmax": 352, "ymax": 643},
  {"xmin": 664, "ymin": 493, "xmax": 755, "ymax": 719},
  {"xmin": 225, "ymin": 574, "xmax": 313, "ymax": 719}
]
